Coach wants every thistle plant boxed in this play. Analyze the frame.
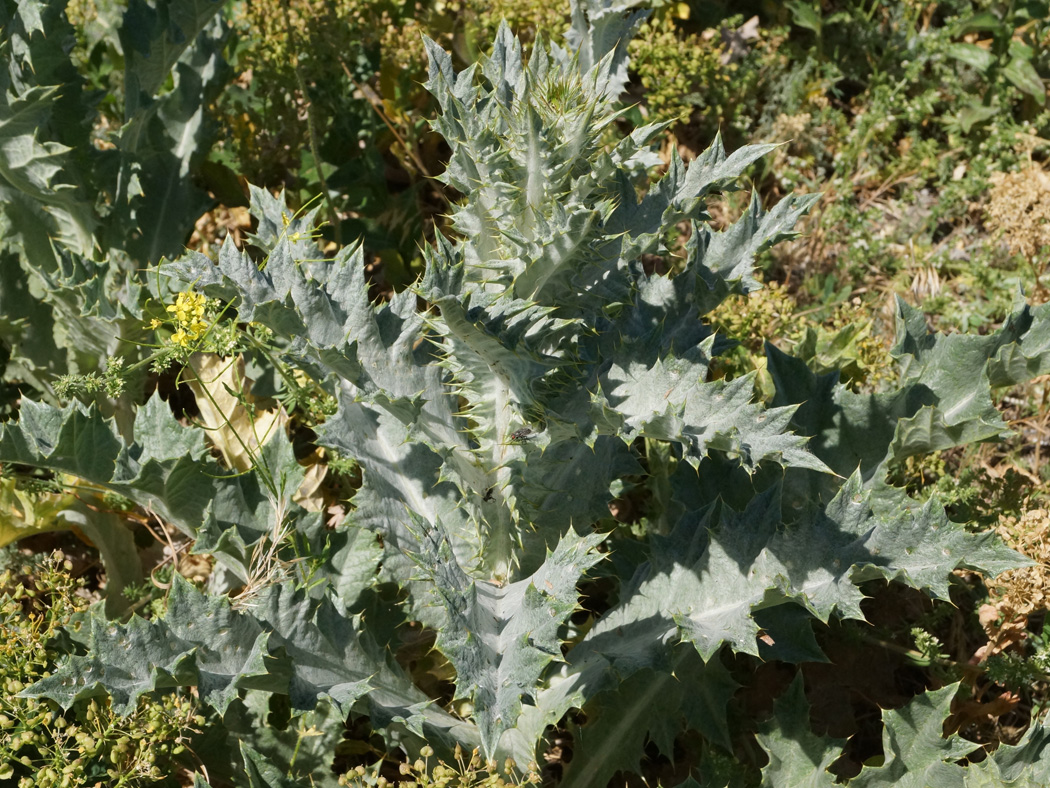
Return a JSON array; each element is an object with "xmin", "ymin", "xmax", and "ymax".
[{"xmin": 5, "ymin": 2, "xmax": 1050, "ymax": 786}]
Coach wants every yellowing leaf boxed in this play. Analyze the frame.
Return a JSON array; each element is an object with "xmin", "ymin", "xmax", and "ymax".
[
  {"xmin": 293, "ymin": 460, "xmax": 328, "ymax": 513},
  {"xmin": 187, "ymin": 354, "xmax": 287, "ymax": 472},
  {"xmin": 0, "ymin": 476, "xmax": 77, "ymax": 549}
]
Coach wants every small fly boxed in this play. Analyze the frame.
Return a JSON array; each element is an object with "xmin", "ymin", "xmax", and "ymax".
[{"xmin": 509, "ymin": 427, "xmax": 533, "ymax": 444}]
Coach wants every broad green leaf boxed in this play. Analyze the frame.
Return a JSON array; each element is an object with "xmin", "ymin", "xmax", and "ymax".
[
  {"xmin": 952, "ymin": 12, "xmax": 1005, "ymax": 35},
  {"xmin": 0, "ymin": 400, "xmax": 121, "ymax": 479},
  {"xmin": 679, "ymin": 653, "xmax": 741, "ymax": 751},
  {"xmin": 851, "ymin": 684, "xmax": 975, "ymax": 788},
  {"xmin": 946, "ymin": 43, "xmax": 995, "ymax": 72},
  {"xmin": 754, "ymin": 604, "xmax": 828, "ymax": 664},
  {"xmin": 757, "ymin": 675, "xmax": 843, "ymax": 788},
  {"xmin": 26, "ymin": 574, "xmax": 477, "ymax": 751},
  {"xmin": 770, "ymin": 300, "xmax": 1050, "ymax": 487},
  {"xmin": 1002, "ymin": 55, "xmax": 1045, "ymax": 100},
  {"xmin": 763, "ymin": 681, "xmax": 1050, "ymax": 787},
  {"xmin": 978, "ymin": 722, "xmax": 1050, "ymax": 784},
  {"xmin": 116, "ymin": 10, "xmax": 229, "ymax": 264},
  {"xmin": 22, "ymin": 575, "xmax": 274, "ymax": 714},
  {"xmin": 246, "ymin": 583, "xmax": 376, "ymax": 718},
  {"xmin": 692, "ymin": 191, "xmax": 821, "ymax": 301},
  {"xmin": 563, "ymin": 671, "xmax": 669, "ymax": 788},
  {"xmin": 120, "ymin": 0, "xmax": 225, "ymax": 116},
  {"xmin": 517, "ymin": 472, "xmax": 1021, "ymax": 756},
  {"xmin": 0, "ymin": 87, "xmax": 96, "ymax": 259},
  {"xmin": 0, "ymin": 397, "xmax": 317, "ymax": 581},
  {"xmin": 0, "ymin": 250, "xmax": 64, "ymax": 389},
  {"xmin": 132, "ymin": 392, "xmax": 207, "ymax": 461},
  {"xmin": 319, "ymin": 392, "xmax": 479, "ymax": 599},
  {"xmin": 237, "ymin": 581, "xmax": 478, "ymax": 751},
  {"xmin": 319, "ymin": 523, "xmax": 382, "ymax": 609},
  {"xmin": 226, "ymin": 697, "xmax": 344, "ymax": 788},
  {"xmin": 241, "ymin": 741, "xmax": 300, "ymax": 788},
  {"xmin": 560, "ymin": 647, "xmax": 737, "ymax": 788},
  {"xmin": 988, "ymin": 302, "xmax": 1050, "ymax": 384}
]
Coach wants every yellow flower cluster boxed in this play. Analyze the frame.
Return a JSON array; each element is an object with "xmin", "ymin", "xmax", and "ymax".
[{"xmin": 149, "ymin": 289, "xmax": 209, "ymax": 348}]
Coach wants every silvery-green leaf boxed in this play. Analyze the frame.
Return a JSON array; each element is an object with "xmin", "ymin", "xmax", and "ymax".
[
  {"xmin": 412, "ymin": 521, "xmax": 604, "ymax": 755},
  {"xmin": 22, "ymin": 575, "xmax": 274, "ymax": 714},
  {"xmin": 757, "ymin": 675, "xmax": 844, "ymax": 788},
  {"xmin": 851, "ymin": 684, "xmax": 974, "ymax": 788}
]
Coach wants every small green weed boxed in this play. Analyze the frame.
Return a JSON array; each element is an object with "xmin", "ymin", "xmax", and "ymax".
[
  {"xmin": 340, "ymin": 745, "xmax": 542, "ymax": 788},
  {"xmin": 707, "ymin": 279, "xmax": 894, "ymax": 393}
]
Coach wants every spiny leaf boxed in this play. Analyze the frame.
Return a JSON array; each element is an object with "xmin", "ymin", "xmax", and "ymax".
[
  {"xmin": 240, "ymin": 741, "xmax": 300, "ymax": 788},
  {"xmin": 413, "ymin": 522, "xmax": 604, "ymax": 756},
  {"xmin": 319, "ymin": 523, "xmax": 383, "ymax": 609},
  {"xmin": 523, "ymin": 472, "xmax": 1022, "ymax": 747},
  {"xmin": 25, "ymin": 575, "xmax": 474, "ymax": 751},
  {"xmin": 851, "ymin": 684, "xmax": 974, "ymax": 788},
  {"xmin": 0, "ymin": 397, "xmax": 314, "ymax": 581},
  {"xmin": 246, "ymin": 585, "xmax": 479, "ymax": 753},
  {"xmin": 768, "ymin": 300, "xmax": 1050, "ymax": 495},
  {"xmin": 120, "ymin": 0, "xmax": 225, "ymax": 115},
  {"xmin": 599, "ymin": 358, "xmax": 827, "ymax": 472},
  {"xmin": 0, "ymin": 399, "xmax": 122, "ymax": 478},
  {"xmin": 226, "ymin": 696, "xmax": 344, "ymax": 788},
  {"xmin": 976, "ymin": 722, "xmax": 1050, "ymax": 785},
  {"xmin": 564, "ymin": 0, "xmax": 649, "ymax": 103},
  {"xmin": 22, "ymin": 575, "xmax": 274, "ymax": 715},
  {"xmin": 757, "ymin": 674, "xmax": 843, "ymax": 788},
  {"xmin": 319, "ymin": 392, "xmax": 478, "ymax": 604},
  {"xmin": 890, "ymin": 298, "xmax": 1050, "ymax": 459},
  {"xmin": 116, "ymin": 0, "xmax": 229, "ymax": 264},
  {"xmin": 693, "ymin": 191, "xmax": 821, "ymax": 298},
  {"xmin": 560, "ymin": 648, "xmax": 738, "ymax": 788}
]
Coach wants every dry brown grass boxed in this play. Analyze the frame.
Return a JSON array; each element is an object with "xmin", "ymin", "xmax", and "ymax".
[
  {"xmin": 979, "ymin": 506, "xmax": 1050, "ymax": 660},
  {"xmin": 986, "ymin": 164, "xmax": 1050, "ymax": 299}
]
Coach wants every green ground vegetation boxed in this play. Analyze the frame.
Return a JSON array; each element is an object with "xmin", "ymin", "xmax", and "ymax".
[{"xmin": 2, "ymin": 0, "xmax": 1050, "ymax": 786}]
